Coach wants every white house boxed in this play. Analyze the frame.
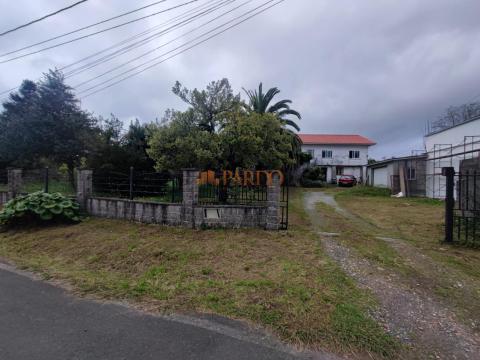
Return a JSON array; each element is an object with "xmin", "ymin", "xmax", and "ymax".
[
  {"xmin": 299, "ymin": 134, "xmax": 376, "ymax": 183},
  {"xmin": 424, "ymin": 115, "xmax": 480, "ymax": 198}
]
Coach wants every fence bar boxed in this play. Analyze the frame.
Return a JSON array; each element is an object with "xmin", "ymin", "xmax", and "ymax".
[
  {"xmin": 442, "ymin": 167, "xmax": 455, "ymax": 243},
  {"xmin": 44, "ymin": 167, "xmax": 49, "ymax": 193},
  {"xmin": 129, "ymin": 167, "xmax": 134, "ymax": 200}
]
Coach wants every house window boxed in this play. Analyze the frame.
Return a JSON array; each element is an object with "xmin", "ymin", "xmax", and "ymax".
[
  {"xmin": 307, "ymin": 149, "xmax": 314, "ymax": 158},
  {"xmin": 407, "ymin": 167, "xmax": 416, "ymax": 180},
  {"xmin": 349, "ymin": 150, "xmax": 360, "ymax": 159},
  {"xmin": 322, "ymin": 150, "xmax": 333, "ymax": 158},
  {"xmin": 336, "ymin": 166, "xmax": 344, "ymax": 176}
]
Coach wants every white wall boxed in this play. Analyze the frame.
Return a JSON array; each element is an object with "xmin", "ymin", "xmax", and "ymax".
[
  {"xmin": 301, "ymin": 144, "xmax": 370, "ymax": 167},
  {"xmin": 372, "ymin": 166, "xmax": 389, "ymax": 187},
  {"xmin": 425, "ymin": 118, "xmax": 480, "ymax": 198}
]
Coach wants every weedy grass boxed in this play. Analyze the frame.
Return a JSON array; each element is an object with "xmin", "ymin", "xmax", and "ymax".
[
  {"xmin": 0, "ymin": 188, "xmax": 400, "ymax": 358},
  {"xmin": 333, "ymin": 192, "xmax": 480, "ymax": 331}
]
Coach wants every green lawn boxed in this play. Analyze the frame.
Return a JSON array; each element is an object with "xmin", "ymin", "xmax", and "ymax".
[{"xmin": 0, "ymin": 188, "xmax": 400, "ymax": 359}]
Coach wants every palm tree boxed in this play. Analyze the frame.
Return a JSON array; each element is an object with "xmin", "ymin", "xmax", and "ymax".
[{"xmin": 243, "ymin": 83, "xmax": 301, "ymax": 131}]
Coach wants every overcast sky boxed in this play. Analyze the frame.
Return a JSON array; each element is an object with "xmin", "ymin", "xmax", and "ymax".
[{"xmin": 1, "ymin": 0, "xmax": 480, "ymax": 159}]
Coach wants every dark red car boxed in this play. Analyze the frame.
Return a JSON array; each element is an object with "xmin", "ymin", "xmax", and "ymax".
[{"xmin": 338, "ymin": 175, "xmax": 357, "ymax": 187}]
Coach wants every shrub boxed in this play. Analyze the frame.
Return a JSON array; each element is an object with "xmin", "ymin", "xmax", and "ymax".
[
  {"xmin": 301, "ymin": 179, "xmax": 325, "ymax": 188},
  {"xmin": 0, "ymin": 191, "xmax": 80, "ymax": 226},
  {"xmin": 301, "ymin": 166, "xmax": 326, "ymax": 187}
]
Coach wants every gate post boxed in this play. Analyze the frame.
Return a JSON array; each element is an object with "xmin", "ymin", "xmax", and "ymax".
[
  {"xmin": 76, "ymin": 169, "xmax": 93, "ymax": 210},
  {"xmin": 265, "ymin": 172, "xmax": 281, "ymax": 230},
  {"xmin": 182, "ymin": 169, "xmax": 199, "ymax": 228},
  {"xmin": 442, "ymin": 167, "xmax": 455, "ymax": 243},
  {"xmin": 7, "ymin": 169, "xmax": 22, "ymax": 198}
]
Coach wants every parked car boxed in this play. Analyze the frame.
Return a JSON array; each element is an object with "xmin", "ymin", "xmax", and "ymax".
[{"xmin": 338, "ymin": 175, "xmax": 357, "ymax": 187}]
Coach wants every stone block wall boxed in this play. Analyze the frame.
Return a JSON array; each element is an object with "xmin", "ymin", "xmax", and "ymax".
[
  {"xmin": 0, "ymin": 168, "xmax": 284, "ymax": 230},
  {"xmin": 0, "ymin": 192, "xmax": 11, "ymax": 205},
  {"xmin": 193, "ymin": 205, "xmax": 267, "ymax": 229},
  {"xmin": 86, "ymin": 197, "xmax": 184, "ymax": 226}
]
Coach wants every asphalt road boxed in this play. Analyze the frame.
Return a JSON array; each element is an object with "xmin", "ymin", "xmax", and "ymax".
[{"xmin": 0, "ymin": 265, "xmax": 311, "ymax": 360}]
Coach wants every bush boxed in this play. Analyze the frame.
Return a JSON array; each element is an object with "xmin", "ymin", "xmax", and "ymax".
[
  {"xmin": 0, "ymin": 191, "xmax": 80, "ymax": 226},
  {"xmin": 301, "ymin": 179, "xmax": 325, "ymax": 188},
  {"xmin": 300, "ymin": 166, "xmax": 326, "ymax": 187}
]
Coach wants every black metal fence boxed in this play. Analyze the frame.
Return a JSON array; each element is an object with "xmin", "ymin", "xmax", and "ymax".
[
  {"xmin": 443, "ymin": 167, "xmax": 480, "ymax": 247},
  {"xmin": 21, "ymin": 168, "xmax": 75, "ymax": 195},
  {"xmin": 198, "ymin": 170, "xmax": 268, "ymax": 205},
  {"xmin": 280, "ymin": 180, "xmax": 289, "ymax": 230},
  {"xmin": 92, "ymin": 168, "xmax": 183, "ymax": 203},
  {"xmin": 0, "ymin": 169, "xmax": 7, "ymax": 191}
]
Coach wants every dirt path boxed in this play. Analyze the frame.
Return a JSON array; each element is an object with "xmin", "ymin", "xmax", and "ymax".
[{"xmin": 304, "ymin": 191, "xmax": 480, "ymax": 360}]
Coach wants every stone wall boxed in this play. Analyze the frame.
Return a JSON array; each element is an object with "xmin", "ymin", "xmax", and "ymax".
[
  {"xmin": 78, "ymin": 169, "xmax": 283, "ymax": 230},
  {"xmin": 0, "ymin": 191, "xmax": 11, "ymax": 205},
  {"xmin": 193, "ymin": 205, "xmax": 267, "ymax": 229},
  {"xmin": 86, "ymin": 197, "xmax": 184, "ymax": 226},
  {"xmin": 0, "ymin": 168, "xmax": 284, "ymax": 229}
]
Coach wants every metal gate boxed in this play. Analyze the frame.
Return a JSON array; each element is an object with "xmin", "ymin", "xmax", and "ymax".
[
  {"xmin": 280, "ymin": 179, "xmax": 289, "ymax": 230},
  {"xmin": 443, "ymin": 167, "xmax": 480, "ymax": 246}
]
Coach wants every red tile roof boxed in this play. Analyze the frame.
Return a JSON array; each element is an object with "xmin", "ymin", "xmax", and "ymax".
[{"xmin": 298, "ymin": 134, "xmax": 376, "ymax": 146}]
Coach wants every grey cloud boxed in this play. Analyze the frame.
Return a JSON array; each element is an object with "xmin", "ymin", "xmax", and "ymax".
[{"xmin": 1, "ymin": 0, "xmax": 480, "ymax": 160}]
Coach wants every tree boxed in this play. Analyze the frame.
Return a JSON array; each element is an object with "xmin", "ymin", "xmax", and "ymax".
[
  {"xmin": 0, "ymin": 70, "xmax": 95, "ymax": 180},
  {"xmin": 86, "ymin": 114, "xmax": 128, "ymax": 172},
  {"xmin": 148, "ymin": 109, "xmax": 294, "ymax": 172},
  {"xmin": 432, "ymin": 102, "xmax": 480, "ymax": 132},
  {"xmin": 0, "ymin": 80, "xmax": 40, "ymax": 166},
  {"xmin": 86, "ymin": 116, "xmax": 156, "ymax": 173},
  {"xmin": 122, "ymin": 119, "xmax": 155, "ymax": 171},
  {"xmin": 220, "ymin": 112, "xmax": 294, "ymax": 170},
  {"xmin": 243, "ymin": 82, "xmax": 301, "ymax": 131},
  {"xmin": 147, "ymin": 110, "xmax": 221, "ymax": 172},
  {"xmin": 172, "ymin": 79, "xmax": 242, "ymax": 133}
]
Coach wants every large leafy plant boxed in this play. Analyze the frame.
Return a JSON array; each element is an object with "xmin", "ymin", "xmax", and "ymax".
[{"xmin": 0, "ymin": 191, "xmax": 80, "ymax": 226}]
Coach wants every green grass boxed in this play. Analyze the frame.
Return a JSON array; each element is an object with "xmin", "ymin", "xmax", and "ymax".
[
  {"xmin": 315, "ymin": 201, "xmax": 414, "ymax": 274},
  {"xmin": 22, "ymin": 180, "xmax": 75, "ymax": 195},
  {"xmin": 335, "ymin": 185, "xmax": 392, "ymax": 198},
  {"xmin": 333, "ymin": 192, "xmax": 480, "ymax": 331},
  {"xmin": 0, "ymin": 187, "xmax": 400, "ymax": 358}
]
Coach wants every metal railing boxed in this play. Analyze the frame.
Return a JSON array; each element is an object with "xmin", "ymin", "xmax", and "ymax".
[
  {"xmin": 0, "ymin": 169, "xmax": 7, "ymax": 191},
  {"xmin": 198, "ymin": 170, "xmax": 268, "ymax": 205},
  {"xmin": 92, "ymin": 168, "xmax": 183, "ymax": 203},
  {"xmin": 21, "ymin": 168, "xmax": 75, "ymax": 195},
  {"xmin": 443, "ymin": 167, "xmax": 480, "ymax": 247}
]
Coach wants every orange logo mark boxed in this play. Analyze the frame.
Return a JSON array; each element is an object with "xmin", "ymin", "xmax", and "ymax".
[{"xmin": 198, "ymin": 169, "xmax": 284, "ymax": 186}]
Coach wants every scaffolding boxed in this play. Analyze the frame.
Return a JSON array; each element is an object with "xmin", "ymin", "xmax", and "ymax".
[
  {"xmin": 426, "ymin": 136, "xmax": 480, "ymax": 198},
  {"xmin": 431, "ymin": 144, "xmax": 453, "ymax": 198},
  {"xmin": 464, "ymin": 136, "xmax": 480, "ymax": 160}
]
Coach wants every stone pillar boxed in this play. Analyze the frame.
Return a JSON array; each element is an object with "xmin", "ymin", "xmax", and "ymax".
[
  {"xmin": 76, "ymin": 170, "xmax": 93, "ymax": 209},
  {"xmin": 265, "ymin": 172, "xmax": 281, "ymax": 230},
  {"xmin": 182, "ymin": 169, "xmax": 199, "ymax": 228},
  {"xmin": 7, "ymin": 169, "xmax": 22, "ymax": 198}
]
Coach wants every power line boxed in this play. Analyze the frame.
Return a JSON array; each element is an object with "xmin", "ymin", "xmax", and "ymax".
[
  {"xmin": 69, "ymin": 0, "xmax": 243, "ymax": 82},
  {"xmin": 0, "ymin": 0, "xmax": 89, "ymax": 37},
  {"xmin": 60, "ymin": 0, "xmax": 220, "ymax": 72},
  {"xmin": 80, "ymin": 0, "xmax": 285, "ymax": 98},
  {"xmin": 65, "ymin": 0, "xmax": 234, "ymax": 78},
  {"xmin": 0, "ymin": 0, "xmax": 170, "ymax": 57},
  {"xmin": 0, "ymin": 0, "xmax": 202, "ymax": 62},
  {"xmin": 0, "ymin": 0, "xmax": 199, "ymax": 63},
  {"xmin": 0, "ymin": 0, "xmax": 222, "ymax": 97}
]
